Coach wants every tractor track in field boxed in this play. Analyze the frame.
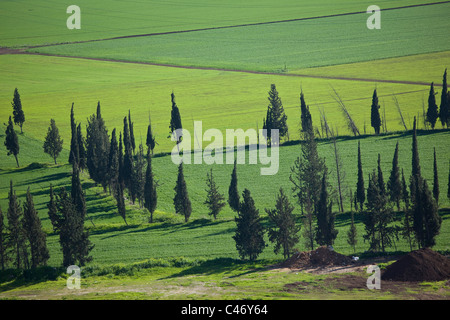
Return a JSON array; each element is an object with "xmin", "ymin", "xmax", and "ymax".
[{"xmin": 0, "ymin": 47, "xmax": 442, "ymax": 88}]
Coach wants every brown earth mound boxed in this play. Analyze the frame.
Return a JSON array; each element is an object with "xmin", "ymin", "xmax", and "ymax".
[
  {"xmin": 381, "ymin": 248, "xmax": 450, "ymax": 282},
  {"xmin": 280, "ymin": 246, "xmax": 353, "ymax": 269}
]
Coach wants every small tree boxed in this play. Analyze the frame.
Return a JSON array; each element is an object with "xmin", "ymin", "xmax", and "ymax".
[
  {"xmin": 173, "ymin": 162, "xmax": 192, "ymax": 222},
  {"xmin": 11, "ymin": 88, "xmax": 25, "ymax": 133},
  {"xmin": 77, "ymin": 123, "xmax": 87, "ymax": 171},
  {"xmin": 263, "ymin": 84, "xmax": 288, "ymax": 142},
  {"xmin": 68, "ymin": 103, "xmax": 79, "ymax": 165},
  {"xmin": 146, "ymin": 112, "xmax": 156, "ymax": 155},
  {"xmin": 370, "ymin": 89, "xmax": 381, "ymax": 135},
  {"xmin": 47, "ymin": 184, "xmax": 61, "ymax": 232},
  {"xmin": 23, "ymin": 188, "xmax": 50, "ymax": 268},
  {"xmin": 169, "ymin": 92, "xmax": 183, "ymax": 144},
  {"xmin": 387, "ymin": 142, "xmax": 402, "ymax": 211},
  {"xmin": 355, "ymin": 141, "xmax": 365, "ymax": 211},
  {"xmin": 233, "ymin": 189, "xmax": 265, "ymax": 261},
  {"xmin": 426, "ymin": 82, "xmax": 439, "ymax": 129},
  {"xmin": 300, "ymin": 90, "xmax": 313, "ymax": 135},
  {"xmin": 439, "ymin": 68, "xmax": 448, "ymax": 128},
  {"xmin": 228, "ymin": 160, "xmax": 240, "ymax": 213},
  {"xmin": 266, "ymin": 188, "xmax": 300, "ymax": 259},
  {"xmin": 204, "ymin": 168, "xmax": 226, "ymax": 220},
  {"xmin": 4, "ymin": 116, "xmax": 20, "ymax": 167},
  {"xmin": 43, "ymin": 119, "xmax": 63, "ymax": 164},
  {"xmin": 144, "ymin": 150, "xmax": 158, "ymax": 223},
  {"xmin": 0, "ymin": 206, "xmax": 9, "ymax": 270},
  {"xmin": 315, "ymin": 171, "xmax": 338, "ymax": 246}
]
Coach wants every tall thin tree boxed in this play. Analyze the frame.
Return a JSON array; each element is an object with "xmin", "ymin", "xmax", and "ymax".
[
  {"xmin": 173, "ymin": 162, "xmax": 192, "ymax": 222},
  {"xmin": 4, "ymin": 116, "xmax": 20, "ymax": 167},
  {"xmin": 371, "ymin": 89, "xmax": 381, "ymax": 135},
  {"xmin": 11, "ymin": 88, "xmax": 25, "ymax": 133}
]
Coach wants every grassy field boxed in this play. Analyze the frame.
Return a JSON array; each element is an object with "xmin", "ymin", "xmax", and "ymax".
[
  {"xmin": 0, "ymin": 0, "xmax": 442, "ymax": 47},
  {"xmin": 28, "ymin": 3, "xmax": 450, "ymax": 72},
  {"xmin": 0, "ymin": 53, "xmax": 446, "ymax": 155}
]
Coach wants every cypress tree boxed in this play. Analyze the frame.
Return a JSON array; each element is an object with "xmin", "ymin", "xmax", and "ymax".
[
  {"xmin": 43, "ymin": 119, "xmax": 63, "ymax": 164},
  {"xmin": 11, "ymin": 88, "xmax": 25, "ymax": 133},
  {"xmin": 128, "ymin": 110, "xmax": 136, "ymax": 153},
  {"xmin": 56, "ymin": 187, "xmax": 94, "ymax": 267},
  {"xmin": 417, "ymin": 180, "xmax": 442, "ymax": 248},
  {"xmin": 122, "ymin": 116, "xmax": 134, "ymax": 195},
  {"xmin": 233, "ymin": 189, "xmax": 265, "ymax": 261},
  {"xmin": 204, "ymin": 168, "xmax": 226, "ymax": 220},
  {"xmin": 264, "ymin": 84, "xmax": 288, "ymax": 141},
  {"xmin": 315, "ymin": 171, "xmax": 338, "ymax": 246},
  {"xmin": 77, "ymin": 123, "xmax": 87, "ymax": 171},
  {"xmin": 86, "ymin": 102, "xmax": 110, "ymax": 192},
  {"xmin": 387, "ymin": 142, "xmax": 402, "ymax": 210},
  {"xmin": 266, "ymin": 188, "xmax": 299, "ymax": 259},
  {"xmin": 47, "ymin": 184, "xmax": 61, "ymax": 232},
  {"xmin": 228, "ymin": 160, "xmax": 240, "ymax": 212},
  {"xmin": 300, "ymin": 90, "xmax": 313, "ymax": 135},
  {"xmin": 7, "ymin": 180, "xmax": 28, "ymax": 269},
  {"xmin": 439, "ymin": 68, "xmax": 449, "ymax": 128},
  {"xmin": 0, "ymin": 206, "xmax": 9, "ymax": 270},
  {"xmin": 71, "ymin": 160, "xmax": 92, "ymax": 227},
  {"xmin": 169, "ymin": 92, "xmax": 183, "ymax": 144},
  {"xmin": 370, "ymin": 89, "xmax": 381, "ymax": 135},
  {"xmin": 173, "ymin": 162, "xmax": 192, "ymax": 222},
  {"xmin": 426, "ymin": 82, "xmax": 439, "ymax": 129},
  {"xmin": 107, "ymin": 128, "xmax": 120, "ymax": 193},
  {"xmin": 118, "ymin": 132, "xmax": 125, "ymax": 189},
  {"xmin": 146, "ymin": 112, "xmax": 156, "ymax": 155},
  {"xmin": 433, "ymin": 148, "xmax": 439, "ymax": 205},
  {"xmin": 68, "ymin": 103, "xmax": 79, "ymax": 165},
  {"xmin": 356, "ymin": 141, "xmax": 365, "ymax": 211},
  {"xmin": 144, "ymin": 149, "xmax": 157, "ymax": 223},
  {"xmin": 401, "ymin": 169, "xmax": 414, "ymax": 251},
  {"xmin": 115, "ymin": 181, "xmax": 127, "ymax": 225},
  {"xmin": 133, "ymin": 143, "xmax": 146, "ymax": 207},
  {"xmin": 23, "ymin": 188, "xmax": 49, "ymax": 268},
  {"xmin": 377, "ymin": 153, "xmax": 386, "ymax": 196},
  {"xmin": 364, "ymin": 171, "xmax": 380, "ymax": 252},
  {"xmin": 4, "ymin": 116, "xmax": 20, "ymax": 167}
]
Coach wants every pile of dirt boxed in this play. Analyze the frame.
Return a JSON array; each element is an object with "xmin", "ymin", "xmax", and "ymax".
[
  {"xmin": 280, "ymin": 246, "xmax": 353, "ymax": 269},
  {"xmin": 381, "ymin": 248, "xmax": 450, "ymax": 282}
]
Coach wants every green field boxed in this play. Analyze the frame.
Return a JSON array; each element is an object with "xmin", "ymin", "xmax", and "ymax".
[
  {"xmin": 0, "ymin": 0, "xmax": 443, "ymax": 47},
  {"xmin": 0, "ymin": 0, "xmax": 449, "ymax": 301},
  {"xmin": 28, "ymin": 3, "xmax": 450, "ymax": 72}
]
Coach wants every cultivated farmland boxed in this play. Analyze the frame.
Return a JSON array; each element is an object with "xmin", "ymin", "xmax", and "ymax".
[{"xmin": 0, "ymin": 0, "xmax": 449, "ymax": 303}]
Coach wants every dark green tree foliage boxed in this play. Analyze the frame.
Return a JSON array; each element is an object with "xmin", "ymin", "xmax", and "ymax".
[
  {"xmin": 4, "ymin": 116, "xmax": 20, "ymax": 167},
  {"xmin": 77, "ymin": 123, "xmax": 87, "ymax": 171},
  {"xmin": 43, "ymin": 119, "xmax": 63, "ymax": 164},
  {"xmin": 86, "ymin": 102, "xmax": 110, "ymax": 192},
  {"xmin": 233, "ymin": 189, "xmax": 265, "ymax": 261},
  {"xmin": 7, "ymin": 181, "xmax": 28, "ymax": 269},
  {"xmin": 263, "ymin": 84, "xmax": 288, "ymax": 143},
  {"xmin": 133, "ymin": 143, "xmax": 146, "ymax": 206},
  {"xmin": 401, "ymin": 169, "xmax": 414, "ymax": 251},
  {"xmin": 266, "ymin": 188, "xmax": 300, "ymax": 259},
  {"xmin": 55, "ymin": 187, "xmax": 94, "ymax": 267},
  {"xmin": 23, "ymin": 188, "xmax": 49, "ymax": 268},
  {"xmin": 173, "ymin": 162, "xmax": 192, "ymax": 222},
  {"xmin": 146, "ymin": 112, "xmax": 156, "ymax": 154},
  {"xmin": 107, "ymin": 128, "xmax": 120, "ymax": 194},
  {"xmin": 262, "ymin": 106, "xmax": 272, "ymax": 144},
  {"xmin": 387, "ymin": 142, "xmax": 402, "ymax": 210},
  {"xmin": 115, "ymin": 181, "xmax": 127, "ymax": 225},
  {"xmin": 11, "ymin": 88, "xmax": 25, "ymax": 133},
  {"xmin": 356, "ymin": 141, "xmax": 365, "ymax": 211},
  {"xmin": 447, "ymin": 161, "xmax": 450, "ymax": 200},
  {"xmin": 169, "ymin": 92, "xmax": 183, "ymax": 144},
  {"xmin": 439, "ymin": 68, "xmax": 449, "ymax": 128},
  {"xmin": 315, "ymin": 171, "xmax": 338, "ymax": 246},
  {"xmin": 122, "ymin": 116, "xmax": 134, "ymax": 196},
  {"xmin": 71, "ymin": 161, "xmax": 87, "ymax": 224},
  {"xmin": 69, "ymin": 103, "xmax": 79, "ymax": 165},
  {"xmin": 204, "ymin": 168, "xmax": 226, "ymax": 220},
  {"xmin": 426, "ymin": 82, "xmax": 439, "ymax": 129},
  {"xmin": 0, "ymin": 206, "xmax": 9, "ymax": 270},
  {"xmin": 370, "ymin": 89, "xmax": 381, "ymax": 135},
  {"xmin": 47, "ymin": 184, "xmax": 61, "ymax": 232},
  {"xmin": 377, "ymin": 153, "xmax": 386, "ymax": 196},
  {"xmin": 228, "ymin": 160, "xmax": 240, "ymax": 212},
  {"xmin": 347, "ymin": 210, "xmax": 358, "ymax": 253},
  {"xmin": 144, "ymin": 150, "xmax": 157, "ymax": 223},
  {"xmin": 433, "ymin": 148, "xmax": 439, "ymax": 205},
  {"xmin": 128, "ymin": 110, "xmax": 136, "ymax": 153},
  {"xmin": 300, "ymin": 90, "xmax": 313, "ymax": 135},
  {"xmin": 118, "ymin": 132, "xmax": 125, "ymax": 190}
]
